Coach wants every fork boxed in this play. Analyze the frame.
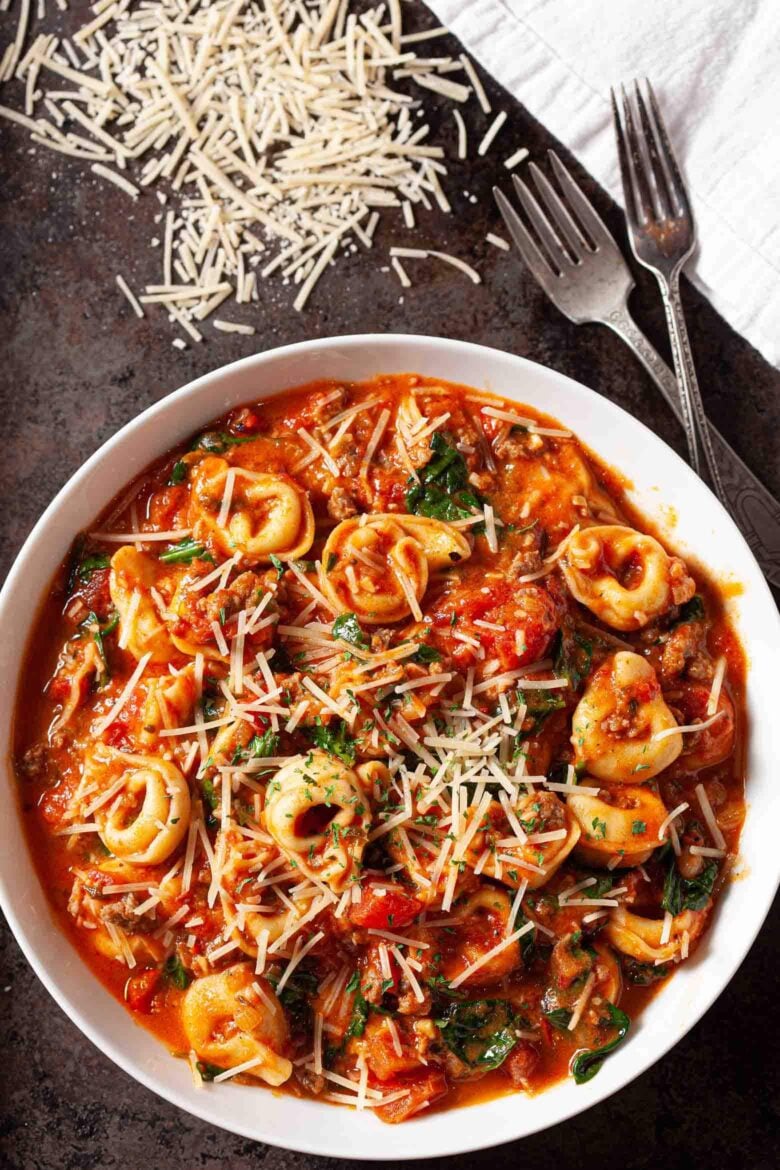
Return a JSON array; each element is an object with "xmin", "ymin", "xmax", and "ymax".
[
  {"xmin": 612, "ymin": 80, "xmax": 723, "ymax": 498},
  {"xmin": 493, "ymin": 152, "xmax": 780, "ymax": 587}
]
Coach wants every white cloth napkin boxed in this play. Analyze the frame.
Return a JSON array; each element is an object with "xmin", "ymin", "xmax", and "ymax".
[{"xmin": 426, "ymin": 0, "xmax": 780, "ymax": 367}]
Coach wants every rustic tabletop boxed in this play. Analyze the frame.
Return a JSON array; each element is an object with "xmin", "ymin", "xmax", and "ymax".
[{"xmin": 1, "ymin": 4, "xmax": 778, "ymax": 1169}]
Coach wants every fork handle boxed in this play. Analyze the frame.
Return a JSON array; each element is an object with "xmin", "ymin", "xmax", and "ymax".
[{"xmin": 604, "ymin": 303, "xmax": 780, "ymax": 588}]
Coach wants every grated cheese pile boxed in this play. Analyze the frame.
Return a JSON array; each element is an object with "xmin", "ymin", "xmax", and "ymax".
[{"xmin": 0, "ymin": 0, "xmax": 527, "ymax": 340}]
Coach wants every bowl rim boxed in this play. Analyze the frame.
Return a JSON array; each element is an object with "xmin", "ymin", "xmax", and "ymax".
[{"xmin": 1, "ymin": 332, "xmax": 778, "ymax": 1160}]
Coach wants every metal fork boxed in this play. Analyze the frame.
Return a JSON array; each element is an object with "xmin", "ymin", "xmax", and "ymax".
[
  {"xmin": 612, "ymin": 80, "xmax": 724, "ymax": 500},
  {"xmin": 493, "ymin": 152, "xmax": 780, "ymax": 587}
]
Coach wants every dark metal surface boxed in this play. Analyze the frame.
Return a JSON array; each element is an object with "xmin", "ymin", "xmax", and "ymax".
[{"xmin": 0, "ymin": 6, "xmax": 778, "ymax": 1169}]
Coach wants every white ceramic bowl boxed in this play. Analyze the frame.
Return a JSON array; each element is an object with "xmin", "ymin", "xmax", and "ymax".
[{"xmin": 1, "ymin": 335, "xmax": 778, "ymax": 1160}]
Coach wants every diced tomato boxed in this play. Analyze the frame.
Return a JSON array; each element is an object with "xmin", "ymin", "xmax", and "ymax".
[
  {"xmin": 362, "ymin": 1016, "xmax": 422, "ymax": 1081},
  {"xmin": 102, "ymin": 717, "xmax": 131, "ymax": 748},
  {"xmin": 374, "ymin": 1070, "xmax": 448, "ymax": 1124},
  {"xmin": 348, "ymin": 885, "xmax": 423, "ymax": 930},
  {"xmin": 125, "ymin": 968, "xmax": 161, "ymax": 1013}
]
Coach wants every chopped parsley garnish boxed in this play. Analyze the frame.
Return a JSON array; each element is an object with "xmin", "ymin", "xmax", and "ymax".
[
  {"xmin": 306, "ymin": 717, "xmax": 357, "ymax": 766},
  {"xmin": 269, "ymin": 554, "xmax": 285, "ymax": 580},
  {"xmin": 413, "ymin": 643, "xmax": 441, "ymax": 665}
]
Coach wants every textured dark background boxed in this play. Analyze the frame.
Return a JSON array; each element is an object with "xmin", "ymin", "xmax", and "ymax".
[{"xmin": 1, "ymin": 4, "xmax": 778, "ymax": 1169}]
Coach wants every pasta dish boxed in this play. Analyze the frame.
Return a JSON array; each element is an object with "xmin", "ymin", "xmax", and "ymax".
[{"xmin": 14, "ymin": 375, "xmax": 744, "ymax": 1121}]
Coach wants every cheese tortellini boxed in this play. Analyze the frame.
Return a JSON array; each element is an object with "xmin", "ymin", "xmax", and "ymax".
[
  {"xmin": 572, "ymin": 651, "xmax": 682, "ymax": 782},
  {"xmin": 263, "ymin": 750, "xmax": 371, "ymax": 892},
  {"xmin": 463, "ymin": 792, "xmax": 580, "ymax": 890},
  {"xmin": 182, "ymin": 964, "xmax": 292, "ymax": 1085},
  {"xmin": 138, "ymin": 665, "xmax": 196, "ymax": 746},
  {"xmin": 320, "ymin": 513, "xmax": 471, "ymax": 624},
  {"xmin": 606, "ymin": 905, "xmax": 709, "ymax": 964},
  {"xmin": 87, "ymin": 747, "xmax": 190, "ymax": 864},
  {"xmin": 561, "ymin": 525, "xmax": 695, "ymax": 631},
  {"xmin": 568, "ymin": 784, "xmax": 668, "ymax": 867},
  {"xmin": 109, "ymin": 546, "xmax": 177, "ymax": 663},
  {"xmin": 190, "ymin": 455, "xmax": 315, "ymax": 563}
]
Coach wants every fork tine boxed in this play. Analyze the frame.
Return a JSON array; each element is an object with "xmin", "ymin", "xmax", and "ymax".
[
  {"xmin": 511, "ymin": 174, "xmax": 572, "ymax": 271},
  {"xmin": 633, "ymin": 81, "xmax": 673, "ymax": 218},
  {"xmin": 528, "ymin": 161, "xmax": 589, "ymax": 260},
  {"xmin": 614, "ymin": 84, "xmax": 654, "ymax": 225},
  {"xmin": 547, "ymin": 150, "xmax": 615, "ymax": 251},
  {"xmin": 493, "ymin": 186, "xmax": 560, "ymax": 292},
  {"xmin": 643, "ymin": 78, "xmax": 691, "ymax": 218}
]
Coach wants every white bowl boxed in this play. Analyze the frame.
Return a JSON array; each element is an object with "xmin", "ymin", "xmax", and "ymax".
[{"xmin": 1, "ymin": 334, "xmax": 778, "ymax": 1160}]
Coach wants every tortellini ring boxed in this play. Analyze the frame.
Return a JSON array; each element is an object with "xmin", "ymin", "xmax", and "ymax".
[
  {"xmin": 606, "ymin": 906, "xmax": 707, "ymax": 964},
  {"xmin": 320, "ymin": 514, "xmax": 470, "ymax": 624},
  {"xmin": 90, "ymin": 748, "xmax": 190, "ymax": 864},
  {"xmin": 568, "ymin": 784, "xmax": 668, "ymax": 868},
  {"xmin": 109, "ymin": 546, "xmax": 177, "ymax": 663},
  {"xmin": 464, "ymin": 793, "xmax": 581, "ymax": 890},
  {"xmin": 561, "ymin": 525, "xmax": 693, "ymax": 631},
  {"xmin": 572, "ymin": 651, "xmax": 682, "ymax": 782},
  {"xmin": 190, "ymin": 455, "xmax": 315, "ymax": 563},
  {"xmin": 263, "ymin": 750, "xmax": 371, "ymax": 892},
  {"xmin": 182, "ymin": 964, "xmax": 292, "ymax": 1085}
]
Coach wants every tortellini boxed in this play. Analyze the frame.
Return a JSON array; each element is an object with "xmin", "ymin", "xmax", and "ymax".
[
  {"xmin": 263, "ymin": 750, "xmax": 371, "ymax": 892},
  {"xmin": 441, "ymin": 888, "xmax": 521, "ymax": 986},
  {"xmin": 320, "ymin": 514, "xmax": 471, "ymax": 624},
  {"xmin": 109, "ymin": 546, "xmax": 177, "ymax": 663},
  {"xmin": 561, "ymin": 525, "xmax": 695, "ymax": 631},
  {"xmin": 182, "ymin": 964, "xmax": 292, "ymax": 1085},
  {"xmin": 463, "ymin": 793, "xmax": 580, "ymax": 890},
  {"xmin": 138, "ymin": 665, "xmax": 196, "ymax": 746},
  {"xmin": 568, "ymin": 784, "xmax": 668, "ymax": 867},
  {"xmin": 606, "ymin": 905, "xmax": 708, "ymax": 964},
  {"xmin": 190, "ymin": 456, "xmax": 314, "ymax": 563},
  {"xmin": 87, "ymin": 747, "xmax": 190, "ymax": 864},
  {"xmin": 572, "ymin": 651, "xmax": 682, "ymax": 782}
]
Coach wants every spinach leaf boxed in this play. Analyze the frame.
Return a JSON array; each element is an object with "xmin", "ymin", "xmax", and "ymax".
[
  {"xmin": 192, "ymin": 430, "xmax": 256, "ymax": 454},
  {"xmin": 332, "ymin": 612, "xmax": 368, "ymax": 648},
  {"xmin": 672, "ymin": 594, "xmax": 705, "ymax": 627},
  {"xmin": 307, "ymin": 717, "xmax": 357, "ymax": 766},
  {"xmin": 269, "ymin": 554, "xmax": 285, "ymax": 580},
  {"xmin": 623, "ymin": 957, "xmax": 670, "ymax": 985},
  {"xmin": 233, "ymin": 729, "xmax": 280, "ymax": 764},
  {"xmin": 437, "ymin": 999, "xmax": 518, "ymax": 1071},
  {"xmin": 413, "ymin": 643, "xmax": 441, "ymax": 665},
  {"xmin": 162, "ymin": 954, "xmax": 191, "ymax": 989},
  {"xmin": 516, "ymin": 688, "xmax": 566, "ymax": 736},
  {"xmin": 553, "ymin": 628, "xmax": 593, "ymax": 690},
  {"xmin": 159, "ymin": 538, "xmax": 213, "ymax": 565},
  {"xmin": 405, "ymin": 432, "xmax": 484, "ymax": 522},
  {"xmin": 662, "ymin": 858, "xmax": 718, "ymax": 916},
  {"xmin": 168, "ymin": 460, "xmax": 188, "ymax": 486},
  {"xmin": 82, "ymin": 609, "xmax": 118, "ymax": 686},
  {"xmin": 345, "ymin": 971, "xmax": 369, "ymax": 1039},
  {"xmin": 571, "ymin": 1001, "xmax": 630, "ymax": 1084},
  {"xmin": 274, "ymin": 963, "xmax": 319, "ymax": 1034},
  {"xmin": 196, "ymin": 1061, "xmax": 224, "ymax": 1081},
  {"xmin": 78, "ymin": 553, "xmax": 110, "ymax": 581},
  {"xmin": 543, "ymin": 1007, "xmax": 573, "ymax": 1032}
]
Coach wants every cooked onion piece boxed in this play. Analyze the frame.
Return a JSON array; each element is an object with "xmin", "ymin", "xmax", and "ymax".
[
  {"xmin": 109, "ymin": 546, "xmax": 177, "ymax": 663},
  {"xmin": 572, "ymin": 651, "xmax": 682, "ymax": 782},
  {"xmin": 561, "ymin": 525, "xmax": 695, "ymax": 631},
  {"xmin": 463, "ymin": 793, "xmax": 580, "ymax": 889},
  {"xmin": 568, "ymin": 785, "xmax": 667, "ymax": 867},
  {"xmin": 263, "ymin": 750, "xmax": 370, "ymax": 892},
  {"xmin": 190, "ymin": 455, "xmax": 314, "ymax": 563},
  {"xmin": 182, "ymin": 964, "xmax": 292, "ymax": 1085},
  {"xmin": 320, "ymin": 514, "xmax": 470, "ymax": 624},
  {"xmin": 88, "ymin": 747, "xmax": 190, "ymax": 864},
  {"xmin": 606, "ymin": 905, "xmax": 709, "ymax": 964}
]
